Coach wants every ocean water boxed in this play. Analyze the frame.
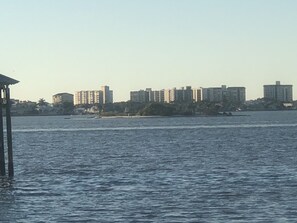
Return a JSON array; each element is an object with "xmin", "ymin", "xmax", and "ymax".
[{"xmin": 1, "ymin": 111, "xmax": 297, "ymax": 222}]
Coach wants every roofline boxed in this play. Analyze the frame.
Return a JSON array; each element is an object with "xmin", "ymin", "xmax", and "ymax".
[
  {"xmin": 0, "ymin": 74, "xmax": 19, "ymax": 85},
  {"xmin": 53, "ymin": 93, "xmax": 74, "ymax": 96}
]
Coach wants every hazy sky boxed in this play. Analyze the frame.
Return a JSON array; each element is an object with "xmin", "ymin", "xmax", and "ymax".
[{"xmin": 1, "ymin": 0, "xmax": 296, "ymax": 102}]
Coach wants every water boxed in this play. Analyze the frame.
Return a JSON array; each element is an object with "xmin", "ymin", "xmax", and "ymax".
[{"xmin": 1, "ymin": 111, "xmax": 297, "ymax": 222}]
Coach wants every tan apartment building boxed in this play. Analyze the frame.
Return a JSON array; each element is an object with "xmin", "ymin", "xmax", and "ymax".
[{"xmin": 52, "ymin": 93, "xmax": 74, "ymax": 105}]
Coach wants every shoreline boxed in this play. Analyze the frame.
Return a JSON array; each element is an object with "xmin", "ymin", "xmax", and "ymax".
[{"xmin": 11, "ymin": 109, "xmax": 297, "ymax": 118}]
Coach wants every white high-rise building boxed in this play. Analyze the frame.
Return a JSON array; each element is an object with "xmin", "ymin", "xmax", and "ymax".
[
  {"xmin": 75, "ymin": 91, "xmax": 89, "ymax": 105},
  {"xmin": 130, "ymin": 87, "xmax": 193, "ymax": 103},
  {"xmin": 164, "ymin": 89, "xmax": 176, "ymax": 103},
  {"xmin": 153, "ymin": 90, "xmax": 165, "ymax": 103},
  {"xmin": 88, "ymin": 91, "xmax": 103, "ymax": 104},
  {"xmin": 192, "ymin": 88, "xmax": 202, "ymax": 102},
  {"xmin": 75, "ymin": 87, "xmax": 111, "ymax": 105}
]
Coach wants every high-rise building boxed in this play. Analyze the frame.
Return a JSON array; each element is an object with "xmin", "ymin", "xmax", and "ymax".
[
  {"xmin": 131, "ymin": 87, "xmax": 194, "ymax": 103},
  {"xmin": 75, "ymin": 91, "xmax": 89, "ymax": 105},
  {"xmin": 130, "ymin": 89, "xmax": 165, "ymax": 103},
  {"xmin": 151, "ymin": 90, "xmax": 165, "ymax": 103},
  {"xmin": 153, "ymin": 90, "xmax": 160, "ymax": 102},
  {"xmin": 159, "ymin": 90, "xmax": 165, "ymax": 103},
  {"xmin": 202, "ymin": 85, "xmax": 246, "ymax": 103},
  {"xmin": 164, "ymin": 88, "xmax": 176, "ymax": 103},
  {"xmin": 52, "ymin": 93, "xmax": 74, "ymax": 105},
  {"xmin": 95, "ymin": 91, "xmax": 104, "ymax": 104},
  {"xmin": 88, "ymin": 91, "xmax": 96, "ymax": 105},
  {"xmin": 264, "ymin": 81, "xmax": 293, "ymax": 102},
  {"xmin": 130, "ymin": 90, "xmax": 149, "ymax": 103},
  {"xmin": 183, "ymin": 86, "xmax": 193, "ymax": 102},
  {"xmin": 101, "ymin": 86, "xmax": 113, "ymax": 104},
  {"xmin": 81, "ymin": 91, "xmax": 89, "ymax": 105},
  {"xmin": 192, "ymin": 88, "xmax": 202, "ymax": 102},
  {"xmin": 88, "ymin": 91, "xmax": 103, "ymax": 105},
  {"xmin": 202, "ymin": 86, "xmax": 226, "ymax": 102},
  {"xmin": 75, "ymin": 86, "xmax": 111, "ymax": 105},
  {"xmin": 227, "ymin": 87, "xmax": 246, "ymax": 103},
  {"xmin": 175, "ymin": 88, "xmax": 183, "ymax": 102},
  {"xmin": 145, "ymin": 88, "xmax": 155, "ymax": 102},
  {"xmin": 74, "ymin": 91, "xmax": 82, "ymax": 105}
]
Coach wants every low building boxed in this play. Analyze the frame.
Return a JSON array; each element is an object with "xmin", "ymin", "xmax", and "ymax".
[
  {"xmin": 52, "ymin": 93, "xmax": 74, "ymax": 105},
  {"xmin": 11, "ymin": 100, "xmax": 37, "ymax": 115}
]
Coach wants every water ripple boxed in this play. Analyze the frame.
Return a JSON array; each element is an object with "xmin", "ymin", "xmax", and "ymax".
[
  {"xmin": 2, "ymin": 112, "xmax": 297, "ymax": 222},
  {"xmin": 12, "ymin": 123, "xmax": 297, "ymax": 133}
]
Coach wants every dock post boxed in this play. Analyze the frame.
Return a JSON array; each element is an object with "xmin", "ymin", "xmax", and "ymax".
[
  {"xmin": 0, "ymin": 88, "xmax": 5, "ymax": 176},
  {"xmin": 5, "ymin": 87, "xmax": 14, "ymax": 177},
  {"xmin": 0, "ymin": 74, "xmax": 19, "ymax": 177}
]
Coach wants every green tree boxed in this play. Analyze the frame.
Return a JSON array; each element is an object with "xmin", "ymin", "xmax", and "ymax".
[
  {"xmin": 62, "ymin": 102, "xmax": 74, "ymax": 115},
  {"xmin": 37, "ymin": 98, "xmax": 48, "ymax": 106},
  {"xmin": 140, "ymin": 103, "xmax": 175, "ymax": 116}
]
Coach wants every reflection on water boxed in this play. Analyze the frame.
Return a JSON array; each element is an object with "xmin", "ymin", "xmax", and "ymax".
[
  {"xmin": 0, "ymin": 177, "xmax": 16, "ymax": 222},
  {"xmin": 1, "ymin": 111, "xmax": 297, "ymax": 222},
  {"xmin": 1, "ymin": 177, "xmax": 13, "ymax": 187}
]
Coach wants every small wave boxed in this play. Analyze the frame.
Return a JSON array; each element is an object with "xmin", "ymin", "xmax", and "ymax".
[
  {"xmin": 0, "ymin": 177, "xmax": 14, "ymax": 189},
  {"xmin": 12, "ymin": 123, "xmax": 297, "ymax": 133}
]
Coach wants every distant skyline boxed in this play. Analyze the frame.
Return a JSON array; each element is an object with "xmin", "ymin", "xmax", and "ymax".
[{"xmin": 1, "ymin": 0, "xmax": 296, "ymax": 102}]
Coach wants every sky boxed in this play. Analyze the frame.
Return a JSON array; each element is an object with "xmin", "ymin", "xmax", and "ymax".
[{"xmin": 0, "ymin": 0, "xmax": 297, "ymax": 102}]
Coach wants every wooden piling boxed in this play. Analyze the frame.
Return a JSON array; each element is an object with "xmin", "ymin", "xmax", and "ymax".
[
  {"xmin": 5, "ymin": 87, "xmax": 14, "ymax": 177},
  {"xmin": 0, "ymin": 88, "xmax": 5, "ymax": 176},
  {"xmin": 0, "ymin": 74, "xmax": 19, "ymax": 177}
]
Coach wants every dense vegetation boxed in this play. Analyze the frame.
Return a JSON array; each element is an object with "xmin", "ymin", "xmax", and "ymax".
[
  {"xmin": 12, "ymin": 98, "xmax": 296, "ymax": 116},
  {"xmin": 99, "ymin": 101, "xmax": 239, "ymax": 116}
]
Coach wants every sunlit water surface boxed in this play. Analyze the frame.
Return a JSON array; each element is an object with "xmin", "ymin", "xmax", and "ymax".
[{"xmin": 1, "ymin": 111, "xmax": 297, "ymax": 222}]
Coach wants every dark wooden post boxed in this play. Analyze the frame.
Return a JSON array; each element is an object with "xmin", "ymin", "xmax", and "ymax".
[
  {"xmin": 5, "ymin": 87, "xmax": 14, "ymax": 177},
  {"xmin": 0, "ymin": 88, "xmax": 5, "ymax": 176},
  {"xmin": 0, "ymin": 74, "xmax": 19, "ymax": 177}
]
